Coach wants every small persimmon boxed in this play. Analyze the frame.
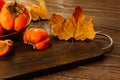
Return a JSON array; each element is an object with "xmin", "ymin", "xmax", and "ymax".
[
  {"xmin": 0, "ymin": 40, "xmax": 13, "ymax": 56},
  {"xmin": 23, "ymin": 28, "xmax": 51, "ymax": 50},
  {"xmin": 0, "ymin": 1, "xmax": 30, "ymax": 31}
]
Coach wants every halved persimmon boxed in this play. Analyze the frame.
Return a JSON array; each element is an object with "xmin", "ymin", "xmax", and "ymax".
[
  {"xmin": 23, "ymin": 28, "xmax": 51, "ymax": 50},
  {"xmin": 0, "ymin": 40, "xmax": 13, "ymax": 56}
]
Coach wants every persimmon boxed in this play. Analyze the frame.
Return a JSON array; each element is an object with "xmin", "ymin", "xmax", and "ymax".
[
  {"xmin": 23, "ymin": 28, "xmax": 51, "ymax": 50},
  {"xmin": 0, "ymin": 0, "xmax": 5, "ymax": 11},
  {"xmin": 0, "ymin": 1, "xmax": 30, "ymax": 31},
  {"xmin": 0, "ymin": 23, "xmax": 4, "ymax": 36},
  {"xmin": 0, "ymin": 40, "xmax": 13, "ymax": 56}
]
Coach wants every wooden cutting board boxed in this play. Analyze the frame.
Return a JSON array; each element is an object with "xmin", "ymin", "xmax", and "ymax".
[
  {"xmin": 0, "ymin": 35, "xmax": 112, "ymax": 80},
  {"xmin": 0, "ymin": 21, "xmax": 113, "ymax": 80}
]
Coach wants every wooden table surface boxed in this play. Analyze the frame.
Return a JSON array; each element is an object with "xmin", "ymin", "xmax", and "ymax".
[
  {"xmin": 6, "ymin": 0, "xmax": 120, "ymax": 80},
  {"xmin": 30, "ymin": 0, "xmax": 120, "ymax": 80}
]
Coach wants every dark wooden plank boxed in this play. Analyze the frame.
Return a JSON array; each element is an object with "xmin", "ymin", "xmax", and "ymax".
[
  {"xmin": 33, "ymin": 67, "xmax": 120, "ymax": 80},
  {"xmin": 4, "ymin": 0, "xmax": 120, "ymax": 80},
  {"xmin": 31, "ymin": 0, "xmax": 120, "ymax": 80},
  {"xmin": 31, "ymin": 50, "xmax": 120, "ymax": 80},
  {"xmin": 0, "ymin": 33, "xmax": 109, "ymax": 79}
]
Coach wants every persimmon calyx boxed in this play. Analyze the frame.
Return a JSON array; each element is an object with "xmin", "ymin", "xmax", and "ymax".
[
  {"xmin": 24, "ymin": 39, "xmax": 34, "ymax": 46},
  {"xmin": 6, "ymin": 1, "xmax": 26, "ymax": 18},
  {"xmin": 4, "ymin": 39, "xmax": 14, "ymax": 46}
]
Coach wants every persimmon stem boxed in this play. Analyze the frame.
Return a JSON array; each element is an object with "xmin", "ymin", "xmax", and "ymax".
[
  {"xmin": 6, "ymin": 0, "xmax": 25, "ymax": 18},
  {"xmin": 71, "ymin": 37, "xmax": 74, "ymax": 44}
]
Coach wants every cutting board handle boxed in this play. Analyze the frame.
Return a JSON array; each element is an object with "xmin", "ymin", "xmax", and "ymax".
[{"xmin": 96, "ymin": 32, "xmax": 113, "ymax": 52}]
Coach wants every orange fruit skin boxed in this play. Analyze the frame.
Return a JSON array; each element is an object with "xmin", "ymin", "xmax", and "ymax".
[
  {"xmin": 23, "ymin": 28, "xmax": 51, "ymax": 50},
  {"xmin": 23, "ymin": 28, "xmax": 33, "ymax": 43},
  {"xmin": 0, "ymin": 23, "xmax": 4, "ymax": 36},
  {"xmin": 35, "ymin": 37, "xmax": 51, "ymax": 50},
  {"xmin": 0, "ymin": 1, "xmax": 29, "ymax": 31},
  {"xmin": 0, "ymin": 40, "xmax": 13, "ymax": 56},
  {"xmin": 14, "ymin": 3, "xmax": 29, "ymax": 31},
  {"xmin": 0, "ymin": 0, "xmax": 5, "ymax": 11},
  {"xmin": 0, "ymin": 2, "xmax": 15, "ymax": 31},
  {"xmin": 29, "ymin": 28, "xmax": 48, "ymax": 44},
  {"xmin": 0, "ymin": 12, "xmax": 15, "ymax": 31},
  {"xmin": 14, "ymin": 13, "xmax": 28, "ymax": 31}
]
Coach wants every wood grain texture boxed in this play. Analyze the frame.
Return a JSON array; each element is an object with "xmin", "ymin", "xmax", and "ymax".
[
  {"xmin": 0, "ymin": 33, "xmax": 108, "ymax": 79},
  {"xmin": 31, "ymin": 0, "xmax": 120, "ymax": 80},
  {"xmin": 2, "ymin": 0, "xmax": 120, "ymax": 80}
]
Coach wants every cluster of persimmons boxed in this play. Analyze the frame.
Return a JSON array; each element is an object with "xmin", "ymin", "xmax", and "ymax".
[
  {"xmin": 0, "ymin": 0, "xmax": 51, "ymax": 56},
  {"xmin": 0, "ymin": 0, "xmax": 96, "ymax": 57}
]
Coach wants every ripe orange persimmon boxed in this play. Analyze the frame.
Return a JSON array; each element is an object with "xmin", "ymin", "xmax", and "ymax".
[
  {"xmin": 0, "ymin": 1, "xmax": 29, "ymax": 31},
  {"xmin": 0, "ymin": 40, "xmax": 13, "ymax": 56},
  {"xmin": 23, "ymin": 28, "xmax": 51, "ymax": 50}
]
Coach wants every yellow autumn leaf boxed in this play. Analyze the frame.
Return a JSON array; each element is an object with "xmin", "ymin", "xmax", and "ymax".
[
  {"xmin": 50, "ymin": 6, "xmax": 96, "ymax": 41},
  {"xmin": 29, "ymin": 0, "xmax": 50, "ymax": 21},
  {"xmin": 30, "ymin": 4, "xmax": 41, "ymax": 21},
  {"xmin": 50, "ymin": 14, "xmax": 70, "ymax": 40}
]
